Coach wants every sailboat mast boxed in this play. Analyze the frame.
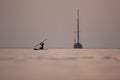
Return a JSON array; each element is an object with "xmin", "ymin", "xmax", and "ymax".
[
  {"xmin": 77, "ymin": 9, "xmax": 79, "ymax": 43},
  {"xmin": 73, "ymin": 9, "xmax": 83, "ymax": 48}
]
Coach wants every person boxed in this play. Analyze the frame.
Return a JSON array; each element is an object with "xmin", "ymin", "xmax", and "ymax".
[{"xmin": 39, "ymin": 42, "xmax": 44, "ymax": 49}]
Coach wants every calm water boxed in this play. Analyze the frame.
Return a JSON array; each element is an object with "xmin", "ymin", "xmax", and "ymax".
[{"xmin": 0, "ymin": 49, "xmax": 120, "ymax": 80}]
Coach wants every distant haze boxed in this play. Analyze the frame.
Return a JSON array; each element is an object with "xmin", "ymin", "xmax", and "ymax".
[{"xmin": 0, "ymin": 0, "xmax": 120, "ymax": 49}]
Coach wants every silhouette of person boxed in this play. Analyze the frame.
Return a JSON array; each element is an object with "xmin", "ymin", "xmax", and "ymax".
[{"xmin": 39, "ymin": 42, "xmax": 44, "ymax": 49}]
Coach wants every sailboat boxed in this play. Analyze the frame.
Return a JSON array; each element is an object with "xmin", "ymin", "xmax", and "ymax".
[{"xmin": 73, "ymin": 9, "xmax": 83, "ymax": 48}]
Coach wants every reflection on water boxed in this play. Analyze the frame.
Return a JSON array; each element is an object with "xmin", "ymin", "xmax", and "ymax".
[
  {"xmin": 0, "ymin": 55, "xmax": 119, "ymax": 62},
  {"xmin": 102, "ymin": 56, "xmax": 113, "ymax": 60},
  {"xmin": 47, "ymin": 57, "xmax": 78, "ymax": 60},
  {"xmin": 36, "ymin": 56, "xmax": 44, "ymax": 60},
  {"xmin": 0, "ymin": 57, "xmax": 15, "ymax": 61}
]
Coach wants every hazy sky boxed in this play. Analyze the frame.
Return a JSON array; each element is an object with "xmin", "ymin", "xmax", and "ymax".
[{"xmin": 0, "ymin": 0, "xmax": 120, "ymax": 49}]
